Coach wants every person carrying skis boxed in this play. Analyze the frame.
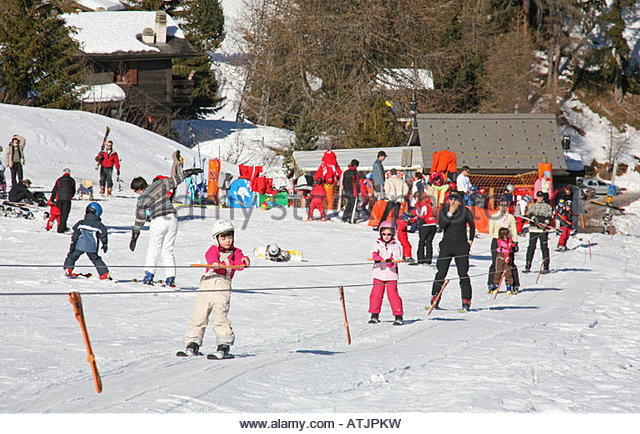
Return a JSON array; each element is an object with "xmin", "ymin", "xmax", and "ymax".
[
  {"xmin": 341, "ymin": 159, "xmax": 361, "ymax": 223},
  {"xmin": 524, "ymin": 191, "xmax": 554, "ymax": 273},
  {"xmin": 128, "ymin": 166, "xmax": 203, "ymax": 287},
  {"xmin": 265, "ymin": 243, "xmax": 291, "ymax": 262},
  {"xmin": 95, "ymin": 140, "xmax": 120, "ymax": 196},
  {"xmin": 50, "ymin": 168, "xmax": 76, "ymax": 233},
  {"xmin": 491, "ymin": 227, "xmax": 518, "ymax": 294},
  {"xmin": 369, "ymin": 221, "xmax": 404, "ymax": 325},
  {"xmin": 430, "ymin": 190, "xmax": 475, "ymax": 311},
  {"xmin": 487, "ymin": 199, "xmax": 520, "ymax": 292},
  {"xmin": 182, "ymin": 219, "xmax": 250, "ymax": 359},
  {"xmin": 413, "ymin": 192, "xmax": 437, "ymax": 265},
  {"xmin": 307, "ymin": 178, "xmax": 328, "ymax": 221},
  {"xmin": 63, "ymin": 202, "xmax": 110, "ymax": 280},
  {"xmin": 555, "ymin": 199, "xmax": 573, "ymax": 252}
]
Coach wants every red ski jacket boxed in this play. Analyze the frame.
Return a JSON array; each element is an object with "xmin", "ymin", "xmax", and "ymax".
[{"xmin": 96, "ymin": 151, "xmax": 120, "ymax": 170}]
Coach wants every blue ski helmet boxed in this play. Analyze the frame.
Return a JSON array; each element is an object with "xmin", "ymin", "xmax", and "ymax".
[{"xmin": 86, "ymin": 202, "xmax": 103, "ymax": 217}]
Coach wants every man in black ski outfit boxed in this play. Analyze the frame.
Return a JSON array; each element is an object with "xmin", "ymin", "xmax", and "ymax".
[
  {"xmin": 8, "ymin": 179, "xmax": 35, "ymax": 203},
  {"xmin": 341, "ymin": 159, "xmax": 360, "ymax": 223},
  {"xmin": 431, "ymin": 190, "xmax": 475, "ymax": 311},
  {"xmin": 51, "ymin": 168, "xmax": 76, "ymax": 233}
]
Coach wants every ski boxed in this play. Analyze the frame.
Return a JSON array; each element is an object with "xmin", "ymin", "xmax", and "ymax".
[
  {"xmin": 253, "ymin": 246, "xmax": 303, "ymax": 262},
  {"xmin": 207, "ymin": 352, "xmax": 235, "ymax": 360},
  {"xmin": 590, "ymin": 200, "xmax": 625, "ymax": 212},
  {"xmin": 67, "ymin": 272, "xmax": 93, "ymax": 279},
  {"xmin": 176, "ymin": 350, "xmax": 204, "ymax": 357},
  {"xmin": 95, "ymin": 126, "xmax": 111, "ymax": 171}
]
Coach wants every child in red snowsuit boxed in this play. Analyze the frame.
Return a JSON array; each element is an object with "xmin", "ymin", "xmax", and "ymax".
[
  {"xmin": 395, "ymin": 213, "xmax": 414, "ymax": 263},
  {"xmin": 308, "ymin": 178, "xmax": 327, "ymax": 220},
  {"xmin": 45, "ymin": 198, "xmax": 60, "ymax": 231},
  {"xmin": 556, "ymin": 201, "xmax": 573, "ymax": 252}
]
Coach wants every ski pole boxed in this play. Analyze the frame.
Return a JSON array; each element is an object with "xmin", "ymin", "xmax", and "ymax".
[
  {"xmin": 338, "ymin": 286, "xmax": 351, "ymax": 345},
  {"xmin": 427, "ymin": 279, "xmax": 449, "ymax": 315},
  {"xmin": 68, "ymin": 292, "xmax": 102, "ymax": 394}
]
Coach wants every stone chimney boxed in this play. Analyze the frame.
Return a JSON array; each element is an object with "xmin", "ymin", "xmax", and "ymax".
[
  {"xmin": 155, "ymin": 11, "xmax": 167, "ymax": 44},
  {"xmin": 141, "ymin": 28, "xmax": 155, "ymax": 44}
]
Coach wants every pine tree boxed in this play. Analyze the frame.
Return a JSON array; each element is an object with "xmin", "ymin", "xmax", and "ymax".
[
  {"xmin": 173, "ymin": 0, "xmax": 225, "ymax": 118},
  {"xmin": 351, "ymin": 98, "xmax": 403, "ymax": 148},
  {"xmin": 0, "ymin": 0, "xmax": 86, "ymax": 108}
]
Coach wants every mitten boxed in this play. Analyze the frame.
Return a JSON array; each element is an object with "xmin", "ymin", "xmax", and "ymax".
[{"xmin": 129, "ymin": 230, "xmax": 140, "ymax": 252}]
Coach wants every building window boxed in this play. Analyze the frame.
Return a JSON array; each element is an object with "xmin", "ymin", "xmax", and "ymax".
[{"xmin": 113, "ymin": 61, "xmax": 138, "ymax": 86}]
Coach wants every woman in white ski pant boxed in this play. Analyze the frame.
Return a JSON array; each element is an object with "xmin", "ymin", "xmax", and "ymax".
[{"xmin": 144, "ymin": 214, "xmax": 178, "ymax": 279}]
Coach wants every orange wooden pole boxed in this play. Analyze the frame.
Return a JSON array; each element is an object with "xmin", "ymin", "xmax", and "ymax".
[
  {"xmin": 69, "ymin": 292, "xmax": 102, "ymax": 394},
  {"xmin": 493, "ymin": 269, "xmax": 506, "ymax": 300},
  {"xmin": 535, "ymin": 260, "xmax": 545, "ymax": 284},
  {"xmin": 338, "ymin": 286, "xmax": 351, "ymax": 345},
  {"xmin": 427, "ymin": 279, "xmax": 450, "ymax": 315},
  {"xmin": 588, "ymin": 240, "xmax": 592, "ymax": 260}
]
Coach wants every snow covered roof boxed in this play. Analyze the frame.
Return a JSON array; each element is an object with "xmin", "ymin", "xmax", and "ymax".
[
  {"xmin": 375, "ymin": 68, "xmax": 434, "ymax": 91},
  {"xmin": 79, "ymin": 83, "xmax": 126, "ymax": 103},
  {"xmin": 64, "ymin": 11, "xmax": 197, "ymax": 58},
  {"xmin": 71, "ymin": 0, "xmax": 125, "ymax": 11},
  {"xmin": 416, "ymin": 113, "xmax": 569, "ymax": 174}
]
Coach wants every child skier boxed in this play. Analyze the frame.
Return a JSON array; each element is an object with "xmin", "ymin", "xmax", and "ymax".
[
  {"xmin": 556, "ymin": 199, "xmax": 573, "ymax": 252},
  {"xmin": 45, "ymin": 197, "xmax": 61, "ymax": 231},
  {"xmin": 395, "ymin": 213, "xmax": 414, "ymax": 264},
  {"xmin": 491, "ymin": 227, "xmax": 518, "ymax": 294},
  {"xmin": 63, "ymin": 202, "xmax": 109, "ymax": 279},
  {"xmin": 369, "ymin": 221, "xmax": 404, "ymax": 325},
  {"xmin": 182, "ymin": 219, "xmax": 250, "ymax": 359},
  {"xmin": 307, "ymin": 178, "xmax": 327, "ymax": 221},
  {"xmin": 265, "ymin": 244, "xmax": 291, "ymax": 262}
]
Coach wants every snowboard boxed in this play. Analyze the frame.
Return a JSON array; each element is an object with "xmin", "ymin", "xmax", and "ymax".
[{"xmin": 253, "ymin": 246, "xmax": 303, "ymax": 262}]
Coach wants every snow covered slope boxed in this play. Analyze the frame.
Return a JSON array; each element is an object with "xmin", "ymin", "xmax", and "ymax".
[{"xmin": 0, "ymin": 103, "xmax": 197, "ymax": 190}]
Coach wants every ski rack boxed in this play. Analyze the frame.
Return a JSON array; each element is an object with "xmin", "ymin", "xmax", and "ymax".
[{"xmin": 69, "ymin": 292, "xmax": 102, "ymax": 393}]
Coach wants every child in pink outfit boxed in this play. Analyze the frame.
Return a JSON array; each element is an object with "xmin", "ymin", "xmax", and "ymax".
[
  {"xmin": 182, "ymin": 220, "xmax": 250, "ymax": 359},
  {"xmin": 492, "ymin": 227, "xmax": 518, "ymax": 294},
  {"xmin": 369, "ymin": 221, "xmax": 404, "ymax": 325}
]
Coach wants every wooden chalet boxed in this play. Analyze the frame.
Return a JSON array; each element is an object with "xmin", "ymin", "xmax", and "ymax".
[{"xmin": 64, "ymin": 10, "xmax": 199, "ymax": 128}]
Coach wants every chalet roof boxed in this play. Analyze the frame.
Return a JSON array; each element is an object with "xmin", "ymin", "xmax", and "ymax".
[
  {"xmin": 70, "ymin": 0, "xmax": 125, "ymax": 11},
  {"xmin": 293, "ymin": 147, "xmax": 424, "ymax": 173},
  {"xmin": 64, "ymin": 11, "xmax": 198, "ymax": 59},
  {"xmin": 416, "ymin": 113, "xmax": 569, "ymax": 175}
]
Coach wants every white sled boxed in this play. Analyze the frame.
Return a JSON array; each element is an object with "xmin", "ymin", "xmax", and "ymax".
[{"xmin": 253, "ymin": 246, "xmax": 303, "ymax": 262}]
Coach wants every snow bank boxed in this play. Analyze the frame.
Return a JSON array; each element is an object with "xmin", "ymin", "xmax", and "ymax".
[{"xmin": 614, "ymin": 199, "xmax": 640, "ymax": 235}]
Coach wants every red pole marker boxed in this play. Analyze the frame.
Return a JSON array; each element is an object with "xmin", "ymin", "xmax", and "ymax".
[{"xmin": 69, "ymin": 292, "xmax": 102, "ymax": 393}]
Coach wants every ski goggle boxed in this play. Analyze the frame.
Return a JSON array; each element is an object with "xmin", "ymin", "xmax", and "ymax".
[{"xmin": 381, "ymin": 231, "xmax": 394, "ymax": 237}]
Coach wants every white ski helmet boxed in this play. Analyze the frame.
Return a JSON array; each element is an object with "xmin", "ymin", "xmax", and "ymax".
[
  {"xmin": 506, "ymin": 184, "xmax": 514, "ymax": 192},
  {"xmin": 211, "ymin": 219, "xmax": 234, "ymax": 241},
  {"xmin": 267, "ymin": 244, "xmax": 281, "ymax": 256}
]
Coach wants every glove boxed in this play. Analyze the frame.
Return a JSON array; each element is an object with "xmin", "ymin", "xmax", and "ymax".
[
  {"xmin": 129, "ymin": 230, "xmax": 140, "ymax": 252},
  {"xmin": 385, "ymin": 258, "xmax": 393, "ymax": 263},
  {"xmin": 183, "ymin": 168, "xmax": 204, "ymax": 177},
  {"xmin": 512, "ymin": 243, "xmax": 519, "ymax": 253},
  {"xmin": 374, "ymin": 260, "xmax": 381, "ymax": 264},
  {"xmin": 117, "ymin": 170, "xmax": 120, "ymax": 176},
  {"xmin": 102, "ymin": 244, "xmax": 108, "ymax": 254},
  {"xmin": 372, "ymin": 252, "xmax": 383, "ymax": 263}
]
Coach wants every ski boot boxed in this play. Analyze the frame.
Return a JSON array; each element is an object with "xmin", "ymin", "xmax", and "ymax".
[
  {"xmin": 65, "ymin": 268, "xmax": 74, "ymax": 277},
  {"xmin": 368, "ymin": 313, "xmax": 380, "ymax": 324},
  {"xmin": 523, "ymin": 263, "xmax": 531, "ymax": 273},
  {"xmin": 506, "ymin": 284, "xmax": 514, "ymax": 294},
  {"xmin": 165, "ymin": 276, "xmax": 176, "ymax": 288},
  {"xmin": 461, "ymin": 299, "xmax": 471, "ymax": 312},
  {"xmin": 176, "ymin": 342, "xmax": 202, "ymax": 357},
  {"xmin": 404, "ymin": 257, "xmax": 416, "ymax": 265},
  {"xmin": 541, "ymin": 267, "xmax": 550, "ymax": 274},
  {"xmin": 99, "ymin": 272, "xmax": 111, "ymax": 280},
  {"xmin": 107, "ymin": 188, "xmax": 112, "ymax": 197},
  {"xmin": 99, "ymin": 186, "xmax": 105, "ymax": 196},
  {"xmin": 488, "ymin": 284, "xmax": 498, "ymax": 294},
  {"xmin": 142, "ymin": 271, "xmax": 155, "ymax": 285},
  {"xmin": 207, "ymin": 344, "xmax": 231, "ymax": 360},
  {"xmin": 393, "ymin": 315, "xmax": 403, "ymax": 326},
  {"xmin": 430, "ymin": 295, "xmax": 440, "ymax": 309}
]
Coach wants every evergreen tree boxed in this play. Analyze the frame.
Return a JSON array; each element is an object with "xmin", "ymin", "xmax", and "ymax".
[
  {"xmin": 351, "ymin": 98, "xmax": 403, "ymax": 148},
  {"xmin": 283, "ymin": 107, "xmax": 319, "ymax": 168},
  {"xmin": 173, "ymin": 0, "xmax": 225, "ymax": 118},
  {"xmin": 0, "ymin": 0, "xmax": 86, "ymax": 108}
]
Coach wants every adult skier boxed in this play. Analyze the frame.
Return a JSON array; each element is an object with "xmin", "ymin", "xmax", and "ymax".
[
  {"xmin": 341, "ymin": 159, "xmax": 361, "ymax": 223},
  {"xmin": 95, "ymin": 140, "xmax": 120, "ymax": 196},
  {"xmin": 50, "ymin": 168, "xmax": 76, "ymax": 233},
  {"xmin": 430, "ymin": 190, "xmax": 475, "ymax": 311},
  {"xmin": 128, "ymin": 166, "xmax": 203, "ymax": 287},
  {"xmin": 524, "ymin": 191, "xmax": 554, "ymax": 273}
]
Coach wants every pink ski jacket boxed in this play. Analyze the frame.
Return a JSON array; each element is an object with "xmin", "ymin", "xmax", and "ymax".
[
  {"xmin": 370, "ymin": 238, "xmax": 401, "ymax": 281},
  {"xmin": 205, "ymin": 245, "xmax": 249, "ymax": 279}
]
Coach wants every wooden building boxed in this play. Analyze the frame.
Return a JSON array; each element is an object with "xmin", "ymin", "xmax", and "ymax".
[{"xmin": 64, "ymin": 10, "xmax": 199, "ymax": 128}]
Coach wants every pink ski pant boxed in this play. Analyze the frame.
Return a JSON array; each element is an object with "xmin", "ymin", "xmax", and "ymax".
[{"xmin": 369, "ymin": 279, "xmax": 403, "ymax": 316}]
